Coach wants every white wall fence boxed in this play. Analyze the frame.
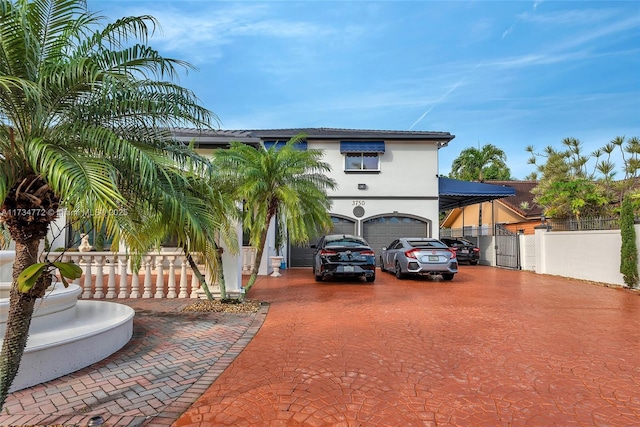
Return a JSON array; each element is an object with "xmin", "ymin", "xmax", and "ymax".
[
  {"xmin": 44, "ymin": 247, "xmax": 261, "ymax": 300},
  {"xmin": 476, "ymin": 226, "xmax": 635, "ymax": 288}
]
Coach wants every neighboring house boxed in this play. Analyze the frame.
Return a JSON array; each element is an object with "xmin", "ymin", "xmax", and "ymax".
[
  {"xmin": 173, "ymin": 128, "xmax": 456, "ymax": 267},
  {"xmin": 440, "ymin": 180, "xmax": 542, "ymax": 236}
]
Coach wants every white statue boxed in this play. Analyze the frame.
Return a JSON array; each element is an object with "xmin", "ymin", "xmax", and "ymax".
[{"xmin": 78, "ymin": 233, "xmax": 92, "ymax": 252}]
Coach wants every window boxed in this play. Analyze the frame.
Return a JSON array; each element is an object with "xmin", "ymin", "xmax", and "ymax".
[
  {"xmin": 345, "ymin": 152, "xmax": 380, "ymax": 171},
  {"xmin": 340, "ymin": 141, "xmax": 384, "ymax": 172}
]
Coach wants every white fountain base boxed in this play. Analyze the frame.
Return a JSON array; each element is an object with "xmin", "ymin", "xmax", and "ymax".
[{"xmin": 1, "ymin": 283, "xmax": 134, "ymax": 392}]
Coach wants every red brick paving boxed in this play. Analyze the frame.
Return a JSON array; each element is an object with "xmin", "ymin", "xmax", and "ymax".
[
  {"xmin": 175, "ymin": 267, "xmax": 640, "ymax": 427},
  {"xmin": 0, "ymin": 298, "xmax": 267, "ymax": 427},
  {"xmin": 2, "ymin": 267, "xmax": 640, "ymax": 426}
]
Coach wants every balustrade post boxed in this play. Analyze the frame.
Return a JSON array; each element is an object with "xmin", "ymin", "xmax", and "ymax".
[
  {"xmin": 106, "ymin": 254, "xmax": 117, "ymax": 298},
  {"xmin": 117, "ymin": 255, "xmax": 129, "ymax": 298},
  {"xmin": 130, "ymin": 259, "xmax": 141, "ymax": 299},
  {"xmin": 166, "ymin": 256, "xmax": 177, "ymax": 298},
  {"xmin": 93, "ymin": 255, "xmax": 104, "ymax": 299},
  {"xmin": 190, "ymin": 268, "xmax": 200, "ymax": 298},
  {"xmin": 178, "ymin": 259, "xmax": 188, "ymax": 298},
  {"xmin": 154, "ymin": 255, "xmax": 165, "ymax": 298},
  {"xmin": 142, "ymin": 256, "xmax": 153, "ymax": 298},
  {"xmin": 79, "ymin": 255, "xmax": 94, "ymax": 300}
]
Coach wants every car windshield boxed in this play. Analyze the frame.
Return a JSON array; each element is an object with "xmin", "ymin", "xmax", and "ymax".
[
  {"xmin": 408, "ymin": 240, "xmax": 447, "ymax": 249},
  {"xmin": 326, "ymin": 237, "xmax": 367, "ymax": 247}
]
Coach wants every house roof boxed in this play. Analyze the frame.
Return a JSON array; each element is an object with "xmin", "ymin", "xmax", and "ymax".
[
  {"xmin": 249, "ymin": 128, "xmax": 455, "ymax": 144},
  {"xmin": 438, "ymin": 177, "xmax": 516, "ymax": 211},
  {"xmin": 171, "ymin": 127, "xmax": 455, "ymax": 148},
  {"xmin": 484, "ymin": 180, "xmax": 543, "ymax": 218}
]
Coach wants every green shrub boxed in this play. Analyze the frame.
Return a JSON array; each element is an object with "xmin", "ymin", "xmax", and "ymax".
[{"xmin": 620, "ymin": 197, "xmax": 638, "ymax": 288}]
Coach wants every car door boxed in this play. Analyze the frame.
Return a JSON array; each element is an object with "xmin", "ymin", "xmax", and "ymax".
[
  {"xmin": 382, "ymin": 240, "xmax": 398, "ymax": 270},
  {"xmin": 390, "ymin": 240, "xmax": 406, "ymax": 268}
]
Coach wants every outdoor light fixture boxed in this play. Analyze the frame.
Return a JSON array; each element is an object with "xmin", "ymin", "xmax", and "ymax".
[{"xmin": 358, "ymin": 183, "xmax": 367, "ymax": 190}]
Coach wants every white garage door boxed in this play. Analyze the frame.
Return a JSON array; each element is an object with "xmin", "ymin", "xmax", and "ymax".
[
  {"xmin": 289, "ymin": 217, "xmax": 356, "ymax": 267},
  {"xmin": 363, "ymin": 216, "xmax": 429, "ymax": 258}
]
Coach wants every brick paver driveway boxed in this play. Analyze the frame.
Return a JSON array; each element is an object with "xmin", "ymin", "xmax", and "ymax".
[{"xmin": 176, "ymin": 266, "xmax": 640, "ymax": 427}]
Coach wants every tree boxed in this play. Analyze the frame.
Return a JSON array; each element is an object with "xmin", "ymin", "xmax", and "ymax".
[
  {"xmin": 619, "ymin": 196, "xmax": 638, "ymax": 288},
  {"xmin": 449, "ymin": 144, "xmax": 511, "ymax": 225},
  {"xmin": 527, "ymin": 136, "xmax": 640, "ymax": 219},
  {"xmin": 0, "ymin": 0, "xmax": 220, "ymax": 406},
  {"xmin": 449, "ymin": 144, "xmax": 511, "ymax": 182},
  {"xmin": 212, "ymin": 134, "xmax": 337, "ymax": 295}
]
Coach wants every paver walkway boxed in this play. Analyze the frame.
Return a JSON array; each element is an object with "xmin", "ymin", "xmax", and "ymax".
[
  {"xmin": 174, "ymin": 267, "xmax": 640, "ymax": 427},
  {"xmin": 0, "ymin": 299, "xmax": 267, "ymax": 427}
]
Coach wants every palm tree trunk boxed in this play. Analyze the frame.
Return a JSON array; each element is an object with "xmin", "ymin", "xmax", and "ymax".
[
  {"xmin": 244, "ymin": 224, "xmax": 270, "ymax": 296},
  {"xmin": 0, "ymin": 238, "xmax": 47, "ymax": 408},
  {"xmin": 184, "ymin": 252, "xmax": 214, "ymax": 300},
  {"xmin": 213, "ymin": 244, "xmax": 227, "ymax": 300}
]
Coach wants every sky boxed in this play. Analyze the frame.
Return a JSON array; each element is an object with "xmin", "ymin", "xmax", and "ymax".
[{"xmin": 87, "ymin": 0, "xmax": 640, "ymax": 179}]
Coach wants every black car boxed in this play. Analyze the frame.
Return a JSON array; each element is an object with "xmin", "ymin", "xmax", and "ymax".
[
  {"xmin": 311, "ymin": 234, "xmax": 376, "ymax": 282},
  {"xmin": 440, "ymin": 238, "xmax": 480, "ymax": 265}
]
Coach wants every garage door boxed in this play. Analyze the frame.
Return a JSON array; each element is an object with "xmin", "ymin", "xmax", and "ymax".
[
  {"xmin": 289, "ymin": 217, "xmax": 356, "ymax": 267},
  {"xmin": 363, "ymin": 216, "xmax": 429, "ymax": 258}
]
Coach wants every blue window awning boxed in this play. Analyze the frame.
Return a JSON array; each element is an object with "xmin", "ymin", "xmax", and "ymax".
[
  {"xmin": 263, "ymin": 140, "xmax": 308, "ymax": 150},
  {"xmin": 340, "ymin": 141, "xmax": 385, "ymax": 153},
  {"xmin": 439, "ymin": 177, "xmax": 515, "ymax": 211}
]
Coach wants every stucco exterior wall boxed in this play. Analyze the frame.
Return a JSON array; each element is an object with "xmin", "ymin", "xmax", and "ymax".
[
  {"xmin": 310, "ymin": 140, "xmax": 439, "ymax": 198},
  {"xmin": 534, "ymin": 227, "xmax": 632, "ymax": 286},
  {"xmin": 309, "ymin": 139, "xmax": 441, "ymax": 237}
]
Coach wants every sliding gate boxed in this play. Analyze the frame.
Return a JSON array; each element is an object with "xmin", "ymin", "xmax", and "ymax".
[{"xmin": 495, "ymin": 224, "xmax": 520, "ymax": 269}]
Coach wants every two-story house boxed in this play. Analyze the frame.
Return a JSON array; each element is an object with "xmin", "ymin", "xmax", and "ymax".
[{"xmin": 175, "ymin": 127, "xmax": 456, "ymax": 269}]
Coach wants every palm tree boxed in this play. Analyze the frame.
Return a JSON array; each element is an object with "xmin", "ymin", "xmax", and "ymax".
[
  {"xmin": 0, "ymin": 0, "xmax": 220, "ymax": 406},
  {"xmin": 450, "ymin": 144, "xmax": 511, "ymax": 226},
  {"xmin": 211, "ymin": 134, "xmax": 337, "ymax": 295},
  {"xmin": 450, "ymin": 144, "xmax": 511, "ymax": 182}
]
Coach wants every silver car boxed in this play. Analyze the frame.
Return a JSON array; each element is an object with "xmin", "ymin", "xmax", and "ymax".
[{"xmin": 380, "ymin": 237, "xmax": 458, "ymax": 280}]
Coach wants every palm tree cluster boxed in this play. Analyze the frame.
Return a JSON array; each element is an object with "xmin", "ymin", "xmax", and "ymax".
[{"xmin": 0, "ymin": 0, "xmax": 223, "ymax": 405}]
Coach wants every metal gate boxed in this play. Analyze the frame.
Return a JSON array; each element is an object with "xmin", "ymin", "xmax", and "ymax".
[{"xmin": 495, "ymin": 224, "xmax": 520, "ymax": 269}]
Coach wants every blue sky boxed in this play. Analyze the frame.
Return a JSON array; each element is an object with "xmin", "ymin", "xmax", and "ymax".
[{"xmin": 88, "ymin": 0, "xmax": 640, "ymax": 179}]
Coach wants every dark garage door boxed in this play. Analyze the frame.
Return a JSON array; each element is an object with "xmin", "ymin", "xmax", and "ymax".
[
  {"xmin": 363, "ymin": 216, "xmax": 428, "ymax": 258},
  {"xmin": 289, "ymin": 217, "xmax": 356, "ymax": 267}
]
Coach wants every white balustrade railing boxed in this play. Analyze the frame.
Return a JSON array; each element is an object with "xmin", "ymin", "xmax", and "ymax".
[
  {"xmin": 55, "ymin": 251, "xmax": 211, "ymax": 300},
  {"xmin": 49, "ymin": 247, "xmax": 258, "ymax": 299},
  {"xmin": 242, "ymin": 247, "xmax": 257, "ymax": 274}
]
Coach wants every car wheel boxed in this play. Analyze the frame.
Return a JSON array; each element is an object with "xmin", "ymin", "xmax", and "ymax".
[
  {"xmin": 380, "ymin": 257, "xmax": 386, "ymax": 272},
  {"xmin": 470, "ymin": 260, "xmax": 478, "ymax": 265},
  {"xmin": 314, "ymin": 266, "xmax": 323, "ymax": 282},
  {"xmin": 366, "ymin": 274, "xmax": 375, "ymax": 283},
  {"xmin": 395, "ymin": 262, "xmax": 406, "ymax": 280},
  {"xmin": 442, "ymin": 273, "xmax": 454, "ymax": 281}
]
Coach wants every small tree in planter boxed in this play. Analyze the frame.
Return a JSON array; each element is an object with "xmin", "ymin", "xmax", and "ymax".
[{"xmin": 620, "ymin": 197, "xmax": 638, "ymax": 288}]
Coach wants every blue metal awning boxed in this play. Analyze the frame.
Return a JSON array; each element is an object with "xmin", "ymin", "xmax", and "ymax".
[
  {"xmin": 263, "ymin": 140, "xmax": 308, "ymax": 150},
  {"xmin": 340, "ymin": 141, "xmax": 385, "ymax": 153},
  {"xmin": 439, "ymin": 177, "xmax": 515, "ymax": 211}
]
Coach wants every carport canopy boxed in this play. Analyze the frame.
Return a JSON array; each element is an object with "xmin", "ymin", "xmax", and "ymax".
[{"xmin": 439, "ymin": 177, "xmax": 516, "ymax": 211}]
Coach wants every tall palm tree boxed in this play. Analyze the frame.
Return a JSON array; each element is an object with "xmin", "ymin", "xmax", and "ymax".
[
  {"xmin": 0, "ymin": 0, "xmax": 220, "ymax": 406},
  {"xmin": 450, "ymin": 144, "xmax": 511, "ymax": 182},
  {"xmin": 450, "ymin": 144, "xmax": 511, "ymax": 226},
  {"xmin": 211, "ymin": 134, "xmax": 337, "ymax": 295}
]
